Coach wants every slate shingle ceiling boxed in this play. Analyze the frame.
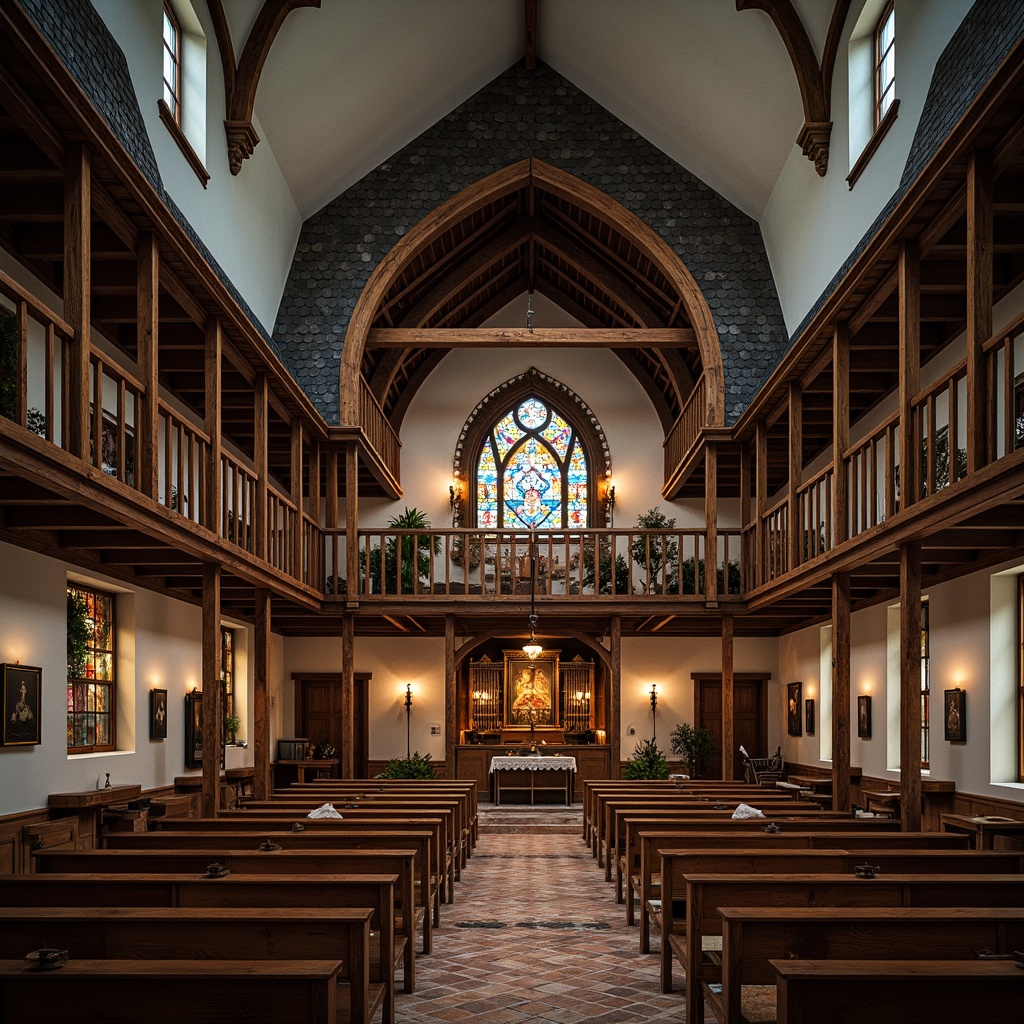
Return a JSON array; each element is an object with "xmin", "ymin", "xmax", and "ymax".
[
  {"xmin": 16, "ymin": 0, "xmax": 1023, "ymax": 430},
  {"xmin": 273, "ymin": 61, "xmax": 788, "ymax": 425}
]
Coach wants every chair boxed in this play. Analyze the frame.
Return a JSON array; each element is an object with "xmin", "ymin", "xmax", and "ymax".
[{"xmin": 739, "ymin": 744, "xmax": 784, "ymax": 786}]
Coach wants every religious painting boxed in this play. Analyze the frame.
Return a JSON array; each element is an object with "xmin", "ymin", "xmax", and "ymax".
[
  {"xmin": 150, "ymin": 688, "xmax": 168, "ymax": 741},
  {"xmin": 805, "ymin": 698, "xmax": 815, "ymax": 736},
  {"xmin": 503, "ymin": 650, "xmax": 560, "ymax": 728},
  {"xmin": 857, "ymin": 695, "xmax": 872, "ymax": 739},
  {"xmin": 184, "ymin": 690, "xmax": 202, "ymax": 768},
  {"xmin": 1, "ymin": 664, "xmax": 41, "ymax": 746},
  {"xmin": 943, "ymin": 688, "xmax": 966, "ymax": 742},
  {"xmin": 786, "ymin": 681, "xmax": 802, "ymax": 736}
]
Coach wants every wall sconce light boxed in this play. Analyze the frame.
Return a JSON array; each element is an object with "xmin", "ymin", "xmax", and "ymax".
[
  {"xmin": 449, "ymin": 478, "xmax": 463, "ymax": 527},
  {"xmin": 404, "ymin": 683, "xmax": 413, "ymax": 758},
  {"xmin": 605, "ymin": 476, "xmax": 616, "ymax": 527},
  {"xmin": 649, "ymin": 684, "xmax": 659, "ymax": 740}
]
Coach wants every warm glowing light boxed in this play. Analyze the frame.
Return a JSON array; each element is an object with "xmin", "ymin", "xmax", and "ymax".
[{"xmin": 522, "ymin": 641, "xmax": 543, "ymax": 660}]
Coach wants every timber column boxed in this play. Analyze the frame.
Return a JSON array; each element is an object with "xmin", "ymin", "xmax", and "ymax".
[
  {"xmin": 610, "ymin": 617, "xmax": 621, "ymax": 776},
  {"xmin": 201, "ymin": 564, "xmax": 222, "ymax": 817},
  {"xmin": 831, "ymin": 572, "xmax": 851, "ymax": 812}
]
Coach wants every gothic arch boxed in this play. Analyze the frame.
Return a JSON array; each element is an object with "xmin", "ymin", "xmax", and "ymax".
[{"xmin": 339, "ymin": 158, "xmax": 724, "ymax": 431}]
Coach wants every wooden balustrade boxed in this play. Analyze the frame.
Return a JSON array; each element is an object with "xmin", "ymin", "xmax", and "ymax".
[
  {"xmin": 302, "ymin": 513, "xmax": 326, "ymax": 592},
  {"xmin": 844, "ymin": 414, "xmax": 898, "ymax": 536},
  {"xmin": 663, "ymin": 373, "xmax": 706, "ymax": 484},
  {"xmin": 157, "ymin": 401, "xmax": 208, "ymax": 522},
  {"xmin": 88, "ymin": 350, "xmax": 143, "ymax": 487},
  {"xmin": 796, "ymin": 464, "xmax": 833, "ymax": 565},
  {"xmin": 761, "ymin": 497, "xmax": 789, "ymax": 583},
  {"xmin": 983, "ymin": 309, "xmax": 1024, "ymax": 459},
  {"xmin": 267, "ymin": 484, "xmax": 298, "ymax": 577},
  {"xmin": 911, "ymin": 360, "xmax": 968, "ymax": 497},
  {"xmin": 219, "ymin": 450, "xmax": 257, "ymax": 554},
  {"xmin": 359, "ymin": 376, "xmax": 400, "ymax": 478}
]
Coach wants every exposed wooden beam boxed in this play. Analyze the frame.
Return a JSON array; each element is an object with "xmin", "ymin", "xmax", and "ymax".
[{"xmin": 366, "ymin": 327, "xmax": 696, "ymax": 348}]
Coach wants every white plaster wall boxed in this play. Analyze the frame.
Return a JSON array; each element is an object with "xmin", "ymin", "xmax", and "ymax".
[
  {"xmin": 0, "ymin": 541, "xmax": 257, "ymax": 817},
  {"xmin": 779, "ymin": 558, "xmax": 1024, "ymax": 809},
  {"xmin": 89, "ymin": 0, "xmax": 302, "ymax": 332},
  {"xmin": 761, "ymin": 0, "xmax": 973, "ymax": 333}
]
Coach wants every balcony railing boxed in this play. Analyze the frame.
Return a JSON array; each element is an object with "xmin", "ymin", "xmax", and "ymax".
[
  {"xmin": 323, "ymin": 528, "xmax": 744, "ymax": 602},
  {"xmin": 664, "ymin": 373, "xmax": 707, "ymax": 484}
]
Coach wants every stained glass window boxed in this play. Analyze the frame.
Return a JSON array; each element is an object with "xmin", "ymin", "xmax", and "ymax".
[
  {"xmin": 475, "ymin": 397, "xmax": 589, "ymax": 529},
  {"xmin": 67, "ymin": 583, "xmax": 116, "ymax": 753}
]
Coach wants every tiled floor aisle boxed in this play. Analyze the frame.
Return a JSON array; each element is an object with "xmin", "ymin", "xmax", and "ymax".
[{"xmin": 401, "ymin": 824, "xmax": 687, "ymax": 1023}]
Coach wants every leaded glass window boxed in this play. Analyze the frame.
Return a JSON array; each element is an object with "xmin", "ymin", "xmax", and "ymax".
[
  {"xmin": 476, "ymin": 397, "xmax": 588, "ymax": 529},
  {"xmin": 67, "ymin": 583, "xmax": 116, "ymax": 753}
]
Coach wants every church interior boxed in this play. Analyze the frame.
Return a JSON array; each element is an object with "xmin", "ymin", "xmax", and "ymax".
[{"xmin": 1, "ymin": 0, "xmax": 1024, "ymax": 1017}]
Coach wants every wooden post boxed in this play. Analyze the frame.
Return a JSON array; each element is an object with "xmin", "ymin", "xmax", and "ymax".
[
  {"xmin": 64, "ymin": 142, "xmax": 91, "ymax": 462},
  {"xmin": 252, "ymin": 588, "xmax": 271, "ymax": 799},
  {"xmin": 899, "ymin": 542, "xmax": 923, "ymax": 832},
  {"xmin": 705, "ymin": 441, "xmax": 718, "ymax": 607},
  {"xmin": 136, "ymin": 232, "xmax": 159, "ymax": 499},
  {"xmin": 721, "ymin": 613, "xmax": 734, "ymax": 781},
  {"xmin": 966, "ymin": 148, "xmax": 993, "ymax": 472},
  {"xmin": 291, "ymin": 420, "xmax": 304, "ymax": 582},
  {"xmin": 755, "ymin": 419, "xmax": 767, "ymax": 587},
  {"xmin": 898, "ymin": 241, "xmax": 920, "ymax": 510},
  {"xmin": 610, "ymin": 616, "xmax": 621, "ymax": 776},
  {"xmin": 832, "ymin": 323, "xmax": 849, "ymax": 546},
  {"xmin": 445, "ymin": 614, "xmax": 456, "ymax": 778},
  {"xmin": 345, "ymin": 443, "xmax": 359, "ymax": 606},
  {"xmin": 787, "ymin": 382, "xmax": 803, "ymax": 570},
  {"xmin": 326, "ymin": 447, "xmax": 339, "ymax": 590},
  {"xmin": 254, "ymin": 374, "xmax": 268, "ymax": 560},
  {"xmin": 204, "ymin": 318, "xmax": 223, "ymax": 533},
  {"xmin": 201, "ymin": 563, "xmax": 222, "ymax": 818},
  {"xmin": 831, "ymin": 572, "xmax": 851, "ymax": 812},
  {"xmin": 341, "ymin": 612, "xmax": 355, "ymax": 778}
]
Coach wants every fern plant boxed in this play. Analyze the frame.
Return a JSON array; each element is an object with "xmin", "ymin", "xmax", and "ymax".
[
  {"xmin": 376, "ymin": 751, "xmax": 438, "ymax": 779},
  {"xmin": 623, "ymin": 738, "xmax": 669, "ymax": 780}
]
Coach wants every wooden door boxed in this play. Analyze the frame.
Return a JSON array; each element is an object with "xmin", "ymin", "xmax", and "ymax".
[
  {"xmin": 693, "ymin": 673, "xmax": 768, "ymax": 780},
  {"xmin": 293, "ymin": 673, "xmax": 369, "ymax": 777}
]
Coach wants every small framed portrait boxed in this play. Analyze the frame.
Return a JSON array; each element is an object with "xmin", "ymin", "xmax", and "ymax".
[
  {"xmin": 184, "ymin": 690, "xmax": 203, "ymax": 768},
  {"xmin": 943, "ymin": 688, "xmax": 966, "ymax": 742},
  {"xmin": 857, "ymin": 694, "xmax": 872, "ymax": 739},
  {"xmin": 2, "ymin": 664, "xmax": 41, "ymax": 746},
  {"xmin": 503, "ymin": 651, "xmax": 560, "ymax": 729},
  {"xmin": 150, "ymin": 688, "xmax": 168, "ymax": 741},
  {"xmin": 805, "ymin": 698, "xmax": 815, "ymax": 736},
  {"xmin": 787, "ymin": 681, "xmax": 802, "ymax": 736}
]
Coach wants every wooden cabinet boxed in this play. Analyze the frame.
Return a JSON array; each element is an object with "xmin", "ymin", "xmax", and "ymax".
[{"xmin": 48, "ymin": 785, "xmax": 142, "ymax": 851}]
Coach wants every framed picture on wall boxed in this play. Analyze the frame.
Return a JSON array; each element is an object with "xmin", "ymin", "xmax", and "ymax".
[
  {"xmin": 150, "ymin": 688, "xmax": 168, "ymax": 740},
  {"xmin": 787, "ymin": 681, "xmax": 802, "ymax": 736},
  {"xmin": 503, "ymin": 650, "xmax": 560, "ymax": 728},
  {"xmin": 805, "ymin": 698, "xmax": 815, "ymax": 735},
  {"xmin": 185, "ymin": 690, "xmax": 203, "ymax": 768},
  {"xmin": 943, "ymin": 688, "xmax": 965, "ymax": 742},
  {"xmin": 1, "ymin": 663, "xmax": 41, "ymax": 746},
  {"xmin": 857, "ymin": 694, "xmax": 872, "ymax": 739}
]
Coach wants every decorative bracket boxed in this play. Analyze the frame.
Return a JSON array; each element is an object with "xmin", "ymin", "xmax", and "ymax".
[{"xmin": 797, "ymin": 120, "xmax": 833, "ymax": 176}]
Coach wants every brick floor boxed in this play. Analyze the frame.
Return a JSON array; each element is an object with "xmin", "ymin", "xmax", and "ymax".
[{"xmin": 400, "ymin": 808, "xmax": 687, "ymax": 1023}]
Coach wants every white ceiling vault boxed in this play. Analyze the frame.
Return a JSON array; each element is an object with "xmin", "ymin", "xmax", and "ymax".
[{"xmin": 221, "ymin": 0, "xmax": 841, "ymax": 221}]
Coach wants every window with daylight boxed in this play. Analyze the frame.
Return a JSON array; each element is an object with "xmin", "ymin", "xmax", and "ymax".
[
  {"xmin": 67, "ymin": 583, "xmax": 116, "ymax": 753},
  {"xmin": 162, "ymin": 2, "xmax": 181, "ymax": 125},
  {"xmin": 874, "ymin": 2, "xmax": 896, "ymax": 127},
  {"xmin": 920, "ymin": 600, "xmax": 930, "ymax": 769},
  {"xmin": 476, "ymin": 397, "xmax": 589, "ymax": 530},
  {"xmin": 221, "ymin": 625, "xmax": 234, "ymax": 718}
]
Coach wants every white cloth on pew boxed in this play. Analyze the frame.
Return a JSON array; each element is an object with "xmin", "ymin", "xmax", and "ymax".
[
  {"xmin": 307, "ymin": 802, "xmax": 343, "ymax": 818},
  {"xmin": 731, "ymin": 803, "xmax": 765, "ymax": 819}
]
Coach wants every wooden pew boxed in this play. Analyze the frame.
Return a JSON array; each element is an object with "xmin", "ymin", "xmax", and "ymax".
[
  {"xmin": 715, "ymin": 906, "xmax": 1024, "ymax": 1024},
  {"xmin": 632, "ymin": 827, "xmax": 967, "ymax": 951},
  {"xmin": 0, "ymin": 907, "xmax": 379, "ymax": 1024},
  {"xmin": 206, "ymin": 811, "xmax": 454, "ymax": 905},
  {"xmin": 119, "ymin": 825, "xmax": 438, "ymax": 947},
  {"xmin": 771, "ymin": 959, "xmax": 1024, "ymax": 1024},
  {"xmin": 663, "ymin": 872, "xmax": 1024, "ymax": 1023},
  {"xmin": 0, "ymin": 872, "xmax": 398, "ymax": 1023},
  {"xmin": 32, "ymin": 846, "xmax": 418, "ymax": 994},
  {"xmin": 0, "ymin": 959, "xmax": 344, "ymax": 1024}
]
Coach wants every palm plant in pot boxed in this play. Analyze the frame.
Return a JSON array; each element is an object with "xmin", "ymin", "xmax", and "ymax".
[{"xmin": 362, "ymin": 507, "xmax": 441, "ymax": 595}]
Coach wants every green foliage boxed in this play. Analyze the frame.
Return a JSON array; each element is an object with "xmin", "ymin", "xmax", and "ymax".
[
  {"xmin": 669, "ymin": 721, "xmax": 716, "ymax": 779},
  {"xmin": 580, "ymin": 541, "xmax": 631, "ymax": 594},
  {"xmin": 631, "ymin": 508, "xmax": 679, "ymax": 593},
  {"xmin": 376, "ymin": 751, "xmax": 438, "ymax": 779},
  {"xmin": 679, "ymin": 556, "xmax": 743, "ymax": 596},
  {"xmin": 224, "ymin": 714, "xmax": 241, "ymax": 740},
  {"xmin": 623, "ymin": 738, "xmax": 669, "ymax": 780},
  {"xmin": 0, "ymin": 307, "xmax": 16, "ymax": 422},
  {"xmin": 362, "ymin": 507, "xmax": 441, "ymax": 594},
  {"xmin": 66, "ymin": 591, "xmax": 90, "ymax": 678}
]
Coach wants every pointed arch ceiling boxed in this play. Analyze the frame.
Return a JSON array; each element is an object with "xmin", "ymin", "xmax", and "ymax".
[{"xmin": 343, "ymin": 159, "xmax": 722, "ymax": 434}]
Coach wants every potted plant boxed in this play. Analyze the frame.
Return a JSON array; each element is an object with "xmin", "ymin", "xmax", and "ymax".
[
  {"xmin": 669, "ymin": 721, "xmax": 716, "ymax": 779},
  {"xmin": 224, "ymin": 714, "xmax": 241, "ymax": 744},
  {"xmin": 362, "ymin": 507, "xmax": 441, "ymax": 594},
  {"xmin": 623, "ymin": 738, "xmax": 669, "ymax": 780}
]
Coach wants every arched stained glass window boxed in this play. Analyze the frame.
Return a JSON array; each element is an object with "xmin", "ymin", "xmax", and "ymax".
[{"xmin": 476, "ymin": 397, "xmax": 588, "ymax": 529}]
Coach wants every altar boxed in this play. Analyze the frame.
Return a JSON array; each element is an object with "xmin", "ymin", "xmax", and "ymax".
[{"xmin": 489, "ymin": 755, "xmax": 577, "ymax": 805}]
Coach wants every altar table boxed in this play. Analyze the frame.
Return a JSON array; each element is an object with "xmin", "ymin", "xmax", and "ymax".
[{"xmin": 489, "ymin": 755, "xmax": 577, "ymax": 805}]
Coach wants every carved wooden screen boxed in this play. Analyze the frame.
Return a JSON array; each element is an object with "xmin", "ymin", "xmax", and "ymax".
[
  {"xmin": 560, "ymin": 659, "xmax": 594, "ymax": 733},
  {"xmin": 469, "ymin": 660, "xmax": 503, "ymax": 732}
]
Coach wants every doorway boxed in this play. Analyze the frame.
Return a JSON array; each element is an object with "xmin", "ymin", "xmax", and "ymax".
[
  {"xmin": 692, "ymin": 673, "xmax": 769, "ymax": 780},
  {"xmin": 292, "ymin": 673, "xmax": 370, "ymax": 777}
]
